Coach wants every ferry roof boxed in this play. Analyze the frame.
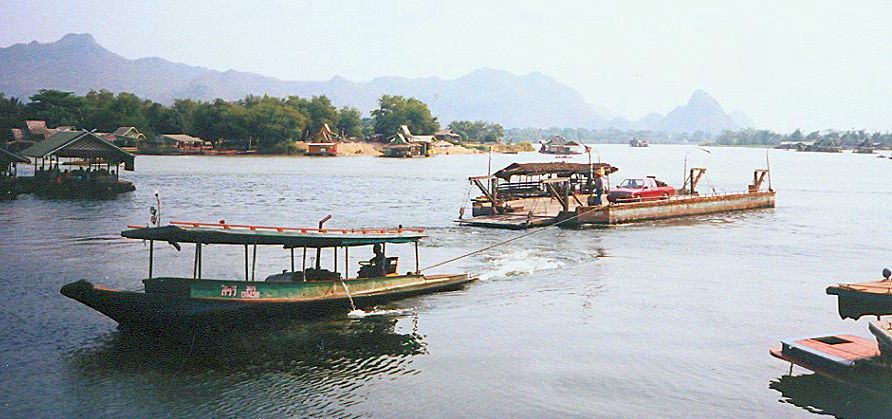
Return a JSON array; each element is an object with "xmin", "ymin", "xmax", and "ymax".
[
  {"xmin": 494, "ymin": 162, "xmax": 618, "ymax": 179},
  {"xmin": 122, "ymin": 222, "xmax": 426, "ymax": 248}
]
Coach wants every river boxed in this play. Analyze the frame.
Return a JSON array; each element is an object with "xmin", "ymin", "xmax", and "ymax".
[{"xmin": 1, "ymin": 144, "xmax": 891, "ymax": 417}]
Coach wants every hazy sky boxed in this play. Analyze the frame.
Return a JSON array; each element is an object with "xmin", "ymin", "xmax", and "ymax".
[{"xmin": 2, "ymin": 0, "xmax": 890, "ymax": 131}]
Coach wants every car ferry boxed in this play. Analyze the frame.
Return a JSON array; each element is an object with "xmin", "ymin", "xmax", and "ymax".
[{"xmin": 61, "ymin": 221, "xmax": 476, "ymax": 332}]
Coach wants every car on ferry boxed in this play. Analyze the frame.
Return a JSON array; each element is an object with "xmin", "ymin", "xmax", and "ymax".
[{"xmin": 607, "ymin": 176, "xmax": 675, "ymax": 203}]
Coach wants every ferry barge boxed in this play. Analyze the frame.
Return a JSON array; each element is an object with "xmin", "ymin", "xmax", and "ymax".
[
  {"xmin": 61, "ymin": 221, "xmax": 476, "ymax": 332},
  {"xmin": 559, "ymin": 168, "xmax": 775, "ymax": 227}
]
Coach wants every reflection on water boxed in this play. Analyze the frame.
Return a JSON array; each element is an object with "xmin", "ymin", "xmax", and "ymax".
[
  {"xmin": 770, "ymin": 373, "xmax": 892, "ymax": 416},
  {"xmin": 65, "ymin": 316, "xmax": 424, "ymax": 417}
]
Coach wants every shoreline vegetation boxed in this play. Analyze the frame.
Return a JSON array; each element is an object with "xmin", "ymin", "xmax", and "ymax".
[
  {"xmin": 3, "ymin": 89, "xmax": 890, "ymax": 157},
  {"xmin": 0, "ymin": 89, "xmax": 532, "ymax": 157}
]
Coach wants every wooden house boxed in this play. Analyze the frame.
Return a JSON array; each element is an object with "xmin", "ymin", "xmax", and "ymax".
[
  {"xmin": 382, "ymin": 125, "xmax": 432, "ymax": 158},
  {"xmin": 141, "ymin": 134, "xmax": 205, "ymax": 154},
  {"xmin": 539, "ymin": 135, "xmax": 582, "ymax": 154},
  {"xmin": 305, "ymin": 124, "xmax": 339, "ymax": 156}
]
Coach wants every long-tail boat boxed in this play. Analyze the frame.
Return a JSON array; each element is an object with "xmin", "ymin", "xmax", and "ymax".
[{"xmin": 61, "ymin": 221, "xmax": 476, "ymax": 332}]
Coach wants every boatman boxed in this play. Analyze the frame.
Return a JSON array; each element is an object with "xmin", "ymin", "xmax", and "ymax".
[
  {"xmin": 588, "ymin": 166, "xmax": 605, "ymax": 206},
  {"xmin": 370, "ymin": 243, "xmax": 387, "ymax": 277}
]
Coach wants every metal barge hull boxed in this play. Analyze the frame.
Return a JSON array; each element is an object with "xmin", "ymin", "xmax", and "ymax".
[{"xmin": 561, "ymin": 191, "xmax": 775, "ymax": 227}]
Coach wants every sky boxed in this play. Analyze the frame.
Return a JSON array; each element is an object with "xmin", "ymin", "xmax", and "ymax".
[{"xmin": 1, "ymin": 0, "xmax": 890, "ymax": 132}]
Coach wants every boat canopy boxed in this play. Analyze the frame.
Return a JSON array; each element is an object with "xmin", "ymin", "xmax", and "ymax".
[
  {"xmin": 122, "ymin": 222, "xmax": 426, "ymax": 248},
  {"xmin": 493, "ymin": 162, "xmax": 618, "ymax": 180}
]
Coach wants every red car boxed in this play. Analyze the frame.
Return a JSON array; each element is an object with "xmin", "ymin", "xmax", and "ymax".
[{"xmin": 607, "ymin": 176, "xmax": 675, "ymax": 203}]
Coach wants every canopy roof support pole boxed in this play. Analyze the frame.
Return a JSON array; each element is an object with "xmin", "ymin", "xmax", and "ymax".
[
  {"xmin": 148, "ymin": 240, "xmax": 154, "ymax": 279},
  {"xmin": 290, "ymin": 248, "xmax": 295, "ymax": 272},
  {"xmin": 345, "ymin": 247, "xmax": 349, "ymax": 279},
  {"xmin": 198, "ymin": 243, "xmax": 202, "ymax": 279},
  {"xmin": 193, "ymin": 243, "xmax": 198, "ymax": 279},
  {"xmin": 302, "ymin": 247, "xmax": 307, "ymax": 281},
  {"xmin": 415, "ymin": 242, "xmax": 420, "ymax": 275},
  {"xmin": 244, "ymin": 244, "xmax": 249, "ymax": 281},
  {"xmin": 251, "ymin": 244, "xmax": 257, "ymax": 281},
  {"xmin": 334, "ymin": 247, "xmax": 338, "ymax": 274}
]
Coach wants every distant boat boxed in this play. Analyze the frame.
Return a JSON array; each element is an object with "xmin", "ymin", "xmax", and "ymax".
[
  {"xmin": 629, "ymin": 139, "xmax": 649, "ymax": 147},
  {"xmin": 538, "ymin": 135, "xmax": 582, "ymax": 155},
  {"xmin": 62, "ymin": 221, "xmax": 476, "ymax": 332}
]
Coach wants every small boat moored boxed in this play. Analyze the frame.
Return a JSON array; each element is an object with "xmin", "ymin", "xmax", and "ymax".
[{"xmin": 61, "ymin": 220, "xmax": 477, "ymax": 332}]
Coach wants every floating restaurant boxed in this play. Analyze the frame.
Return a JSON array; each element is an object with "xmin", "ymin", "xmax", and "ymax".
[
  {"xmin": 1, "ymin": 147, "xmax": 29, "ymax": 199},
  {"xmin": 16, "ymin": 130, "xmax": 136, "ymax": 198}
]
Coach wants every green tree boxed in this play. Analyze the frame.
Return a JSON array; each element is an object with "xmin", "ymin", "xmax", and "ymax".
[
  {"xmin": 372, "ymin": 95, "xmax": 438, "ymax": 136},
  {"xmin": 336, "ymin": 106, "xmax": 362, "ymax": 138},
  {"xmin": 246, "ymin": 97, "xmax": 308, "ymax": 152},
  {"xmin": 25, "ymin": 89, "xmax": 86, "ymax": 127},
  {"xmin": 0, "ymin": 94, "xmax": 25, "ymax": 142}
]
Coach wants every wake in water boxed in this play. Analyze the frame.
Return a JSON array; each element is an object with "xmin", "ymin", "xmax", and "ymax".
[
  {"xmin": 347, "ymin": 307, "xmax": 416, "ymax": 319},
  {"xmin": 475, "ymin": 248, "xmax": 565, "ymax": 281}
]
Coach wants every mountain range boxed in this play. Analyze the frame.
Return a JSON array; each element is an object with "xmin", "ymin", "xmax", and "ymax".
[{"xmin": 0, "ymin": 33, "xmax": 750, "ymax": 133}]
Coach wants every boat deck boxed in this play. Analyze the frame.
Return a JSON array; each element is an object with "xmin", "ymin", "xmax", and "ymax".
[
  {"xmin": 830, "ymin": 280, "xmax": 892, "ymax": 294},
  {"xmin": 826, "ymin": 280, "xmax": 892, "ymax": 319},
  {"xmin": 463, "ymin": 195, "xmax": 589, "ymax": 229},
  {"xmin": 457, "ymin": 214, "xmax": 557, "ymax": 229},
  {"xmin": 771, "ymin": 334, "xmax": 879, "ymax": 370}
]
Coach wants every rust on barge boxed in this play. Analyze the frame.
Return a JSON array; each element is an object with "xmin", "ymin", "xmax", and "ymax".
[{"xmin": 559, "ymin": 169, "xmax": 775, "ymax": 227}]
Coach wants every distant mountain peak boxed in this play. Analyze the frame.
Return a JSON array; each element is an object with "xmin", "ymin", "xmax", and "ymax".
[
  {"xmin": 0, "ymin": 33, "xmax": 754, "ymax": 132},
  {"xmin": 687, "ymin": 89, "xmax": 721, "ymax": 107}
]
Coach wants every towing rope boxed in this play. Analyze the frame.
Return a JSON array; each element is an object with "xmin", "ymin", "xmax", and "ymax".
[{"xmin": 421, "ymin": 210, "xmax": 585, "ymax": 271}]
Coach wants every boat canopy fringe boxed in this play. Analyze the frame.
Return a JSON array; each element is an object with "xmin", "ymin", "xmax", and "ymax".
[{"xmin": 122, "ymin": 222, "xmax": 426, "ymax": 248}]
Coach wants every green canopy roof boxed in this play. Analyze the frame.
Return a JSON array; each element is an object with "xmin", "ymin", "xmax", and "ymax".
[
  {"xmin": 0, "ymin": 147, "xmax": 29, "ymax": 166},
  {"xmin": 20, "ymin": 130, "xmax": 135, "ymax": 170},
  {"xmin": 122, "ymin": 224, "xmax": 427, "ymax": 247}
]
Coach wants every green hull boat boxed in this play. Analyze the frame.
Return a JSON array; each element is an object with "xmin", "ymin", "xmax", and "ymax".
[{"xmin": 61, "ymin": 221, "xmax": 477, "ymax": 332}]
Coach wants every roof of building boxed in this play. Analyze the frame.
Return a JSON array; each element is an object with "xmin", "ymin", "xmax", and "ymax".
[
  {"xmin": 122, "ymin": 223, "xmax": 426, "ymax": 248},
  {"xmin": 494, "ymin": 162, "xmax": 619, "ymax": 179},
  {"xmin": 542, "ymin": 135, "xmax": 580, "ymax": 146},
  {"xmin": 24, "ymin": 120, "xmax": 48, "ymax": 133},
  {"xmin": 20, "ymin": 130, "xmax": 135, "ymax": 170},
  {"xmin": 155, "ymin": 134, "xmax": 203, "ymax": 144},
  {"xmin": 0, "ymin": 147, "xmax": 29, "ymax": 165},
  {"xmin": 411, "ymin": 135, "xmax": 434, "ymax": 143},
  {"xmin": 10, "ymin": 128, "xmax": 23, "ymax": 142},
  {"xmin": 112, "ymin": 126, "xmax": 144, "ymax": 138}
]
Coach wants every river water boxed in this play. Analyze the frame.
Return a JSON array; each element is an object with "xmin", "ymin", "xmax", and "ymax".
[{"xmin": 1, "ymin": 145, "xmax": 891, "ymax": 417}]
